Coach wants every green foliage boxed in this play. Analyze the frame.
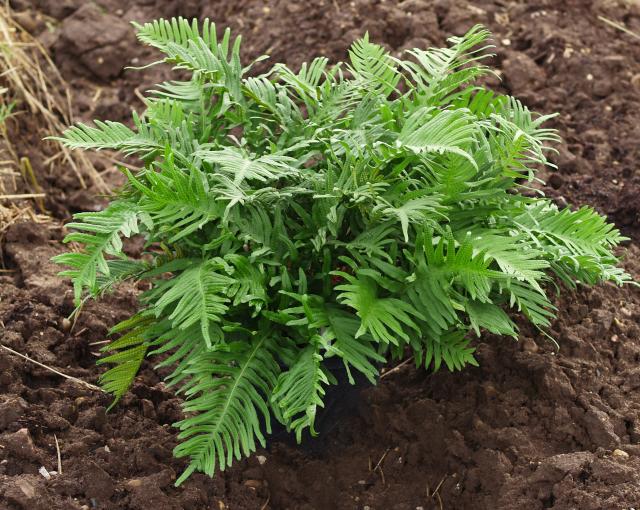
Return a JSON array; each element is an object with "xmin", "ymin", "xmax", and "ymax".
[{"xmin": 53, "ymin": 18, "xmax": 632, "ymax": 484}]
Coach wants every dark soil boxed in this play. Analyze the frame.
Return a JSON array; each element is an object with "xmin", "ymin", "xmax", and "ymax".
[{"xmin": 2, "ymin": 0, "xmax": 640, "ymax": 509}]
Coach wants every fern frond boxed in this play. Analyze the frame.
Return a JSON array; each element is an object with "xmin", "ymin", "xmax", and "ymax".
[
  {"xmin": 373, "ymin": 193, "xmax": 445, "ymax": 242},
  {"xmin": 466, "ymin": 300, "xmax": 517, "ymax": 337},
  {"xmin": 399, "ymin": 24, "xmax": 494, "ymax": 102},
  {"xmin": 224, "ymin": 253, "xmax": 268, "ymax": 312},
  {"xmin": 325, "ymin": 305, "xmax": 383, "ymax": 384},
  {"xmin": 53, "ymin": 119, "xmax": 161, "ymax": 156},
  {"xmin": 398, "ymin": 107, "xmax": 479, "ymax": 167},
  {"xmin": 150, "ymin": 258, "xmax": 233, "ymax": 349},
  {"xmin": 515, "ymin": 202, "xmax": 625, "ymax": 257},
  {"xmin": 272, "ymin": 344, "xmax": 330, "ymax": 442},
  {"xmin": 282, "ymin": 294, "xmax": 383, "ymax": 385},
  {"xmin": 53, "ymin": 201, "xmax": 140, "ymax": 303},
  {"xmin": 127, "ymin": 155, "xmax": 222, "ymax": 242},
  {"xmin": 98, "ymin": 313, "xmax": 154, "ymax": 409},
  {"xmin": 335, "ymin": 274, "xmax": 423, "ymax": 344},
  {"xmin": 471, "ymin": 233, "xmax": 549, "ymax": 292},
  {"xmin": 173, "ymin": 335, "xmax": 280, "ymax": 484},
  {"xmin": 423, "ymin": 330, "xmax": 479, "ymax": 372},
  {"xmin": 348, "ymin": 33, "xmax": 400, "ymax": 96},
  {"xmin": 196, "ymin": 147, "xmax": 300, "ymax": 186},
  {"xmin": 503, "ymin": 280, "xmax": 556, "ymax": 329}
]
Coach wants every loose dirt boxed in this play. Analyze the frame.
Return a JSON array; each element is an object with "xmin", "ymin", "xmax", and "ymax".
[{"xmin": 1, "ymin": 1, "xmax": 640, "ymax": 509}]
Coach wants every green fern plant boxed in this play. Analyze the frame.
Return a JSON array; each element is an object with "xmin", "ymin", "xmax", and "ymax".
[{"xmin": 53, "ymin": 19, "xmax": 632, "ymax": 484}]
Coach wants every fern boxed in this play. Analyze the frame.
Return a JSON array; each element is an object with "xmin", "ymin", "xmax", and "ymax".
[
  {"xmin": 53, "ymin": 201, "xmax": 140, "ymax": 302},
  {"xmin": 53, "ymin": 19, "xmax": 633, "ymax": 484},
  {"xmin": 348, "ymin": 33, "xmax": 401, "ymax": 96},
  {"xmin": 272, "ymin": 344, "xmax": 330, "ymax": 442},
  {"xmin": 98, "ymin": 313, "xmax": 153, "ymax": 409},
  {"xmin": 173, "ymin": 334, "xmax": 280, "ymax": 485}
]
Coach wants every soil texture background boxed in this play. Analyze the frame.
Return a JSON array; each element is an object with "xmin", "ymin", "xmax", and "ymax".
[{"xmin": 2, "ymin": 0, "xmax": 640, "ymax": 509}]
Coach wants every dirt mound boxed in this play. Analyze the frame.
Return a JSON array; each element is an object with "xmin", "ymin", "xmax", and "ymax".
[{"xmin": 2, "ymin": 0, "xmax": 640, "ymax": 509}]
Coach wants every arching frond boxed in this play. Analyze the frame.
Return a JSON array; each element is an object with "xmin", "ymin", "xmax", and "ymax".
[
  {"xmin": 173, "ymin": 336, "xmax": 280, "ymax": 485},
  {"xmin": 53, "ymin": 201, "xmax": 140, "ymax": 303},
  {"xmin": 271, "ymin": 344, "xmax": 330, "ymax": 442},
  {"xmin": 150, "ymin": 258, "xmax": 233, "ymax": 349},
  {"xmin": 348, "ymin": 33, "xmax": 400, "ymax": 96},
  {"xmin": 335, "ymin": 274, "xmax": 423, "ymax": 344},
  {"xmin": 196, "ymin": 147, "xmax": 300, "ymax": 186},
  {"xmin": 398, "ymin": 107, "xmax": 479, "ymax": 167},
  {"xmin": 398, "ymin": 24, "xmax": 494, "ymax": 102}
]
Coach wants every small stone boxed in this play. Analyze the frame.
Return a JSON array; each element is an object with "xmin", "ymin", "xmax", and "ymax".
[
  {"xmin": 256, "ymin": 455, "xmax": 267, "ymax": 465},
  {"xmin": 522, "ymin": 338, "xmax": 539, "ymax": 353},
  {"xmin": 83, "ymin": 460, "xmax": 114, "ymax": 500},
  {"xmin": 532, "ymin": 452, "xmax": 593, "ymax": 483},
  {"xmin": 3, "ymin": 428, "xmax": 40, "ymax": 461},
  {"xmin": 501, "ymin": 38, "xmax": 511, "ymax": 46},
  {"xmin": 0, "ymin": 397, "xmax": 28, "ymax": 430},
  {"xmin": 482, "ymin": 382, "xmax": 498, "ymax": 399},
  {"xmin": 140, "ymin": 399, "xmax": 155, "ymax": 419},
  {"xmin": 583, "ymin": 407, "xmax": 620, "ymax": 447},
  {"xmin": 39, "ymin": 466, "xmax": 51, "ymax": 479},
  {"xmin": 61, "ymin": 318, "xmax": 72, "ymax": 332},
  {"xmin": 17, "ymin": 478, "xmax": 36, "ymax": 499},
  {"xmin": 586, "ymin": 73, "xmax": 594, "ymax": 81},
  {"xmin": 126, "ymin": 479, "xmax": 143, "ymax": 489},
  {"xmin": 612, "ymin": 448, "xmax": 629, "ymax": 459},
  {"xmin": 243, "ymin": 479, "xmax": 262, "ymax": 489},
  {"xmin": 593, "ymin": 80, "xmax": 613, "ymax": 98},
  {"xmin": 548, "ymin": 173, "xmax": 564, "ymax": 190}
]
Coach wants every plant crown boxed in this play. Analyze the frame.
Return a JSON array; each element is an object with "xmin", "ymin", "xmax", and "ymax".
[{"xmin": 53, "ymin": 19, "xmax": 631, "ymax": 484}]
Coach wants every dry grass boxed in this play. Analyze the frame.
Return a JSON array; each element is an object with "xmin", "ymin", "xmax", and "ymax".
[
  {"xmin": 0, "ymin": 201, "xmax": 48, "ymax": 238},
  {"xmin": 0, "ymin": 4, "xmax": 106, "ymax": 231}
]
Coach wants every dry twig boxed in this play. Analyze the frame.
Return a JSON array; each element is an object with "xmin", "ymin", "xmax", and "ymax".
[
  {"xmin": 54, "ymin": 434, "xmax": 62, "ymax": 475},
  {"xmin": 380, "ymin": 357, "xmax": 413, "ymax": 379},
  {"xmin": 0, "ymin": 192, "xmax": 45, "ymax": 200},
  {"xmin": 0, "ymin": 344, "xmax": 102, "ymax": 391},
  {"xmin": 599, "ymin": 15, "xmax": 640, "ymax": 40},
  {"xmin": 372, "ymin": 447, "xmax": 391, "ymax": 486},
  {"xmin": 426, "ymin": 474, "xmax": 447, "ymax": 510}
]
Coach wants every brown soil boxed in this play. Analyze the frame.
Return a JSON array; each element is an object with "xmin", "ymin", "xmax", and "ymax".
[{"xmin": 2, "ymin": 0, "xmax": 640, "ymax": 509}]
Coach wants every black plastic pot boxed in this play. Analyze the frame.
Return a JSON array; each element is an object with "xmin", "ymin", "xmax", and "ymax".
[{"xmin": 268, "ymin": 357, "xmax": 375, "ymax": 453}]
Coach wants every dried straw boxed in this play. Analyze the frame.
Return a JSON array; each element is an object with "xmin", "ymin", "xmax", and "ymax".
[{"xmin": 0, "ymin": 5, "xmax": 106, "ymax": 218}]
